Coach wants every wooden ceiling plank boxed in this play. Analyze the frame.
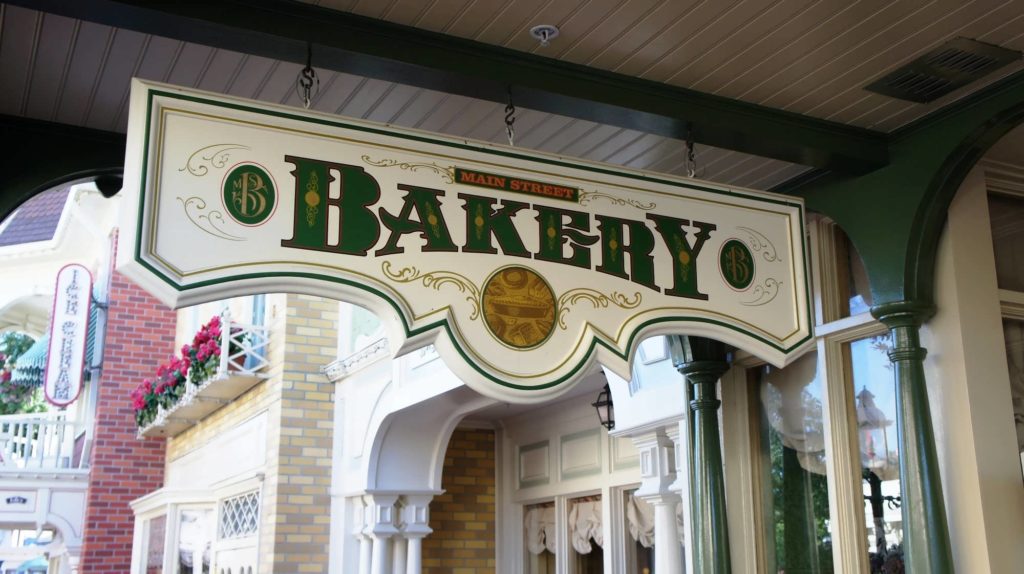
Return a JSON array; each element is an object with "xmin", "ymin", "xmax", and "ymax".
[
  {"xmin": 196, "ymin": 49, "xmax": 247, "ymax": 95},
  {"xmin": 803, "ymin": 2, "xmax": 1024, "ymax": 124},
  {"xmin": 544, "ymin": 120, "xmax": 603, "ymax": 154},
  {"xmin": 436, "ymin": 93, "xmax": 498, "ymax": 134},
  {"xmin": 24, "ymin": 13, "xmax": 77, "ymax": 122},
  {"xmin": 501, "ymin": 0, "xmax": 590, "ymax": 54},
  {"xmin": 416, "ymin": 93, "xmax": 476, "ymax": 133},
  {"xmin": 388, "ymin": 88, "xmax": 447, "ymax": 128},
  {"xmin": 654, "ymin": 0, "xmax": 818, "ymax": 86},
  {"xmin": 611, "ymin": 0, "xmax": 741, "ymax": 79},
  {"xmin": 560, "ymin": 124, "xmax": 624, "ymax": 158},
  {"xmin": 536, "ymin": 0, "xmax": 633, "ymax": 62},
  {"xmin": 475, "ymin": 0, "xmax": 552, "ymax": 47},
  {"xmin": 84, "ymin": 29, "xmax": 148, "ymax": 130},
  {"xmin": 873, "ymin": 60, "xmax": 1024, "ymax": 132},
  {"xmin": 363, "ymin": 83, "xmax": 424, "ymax": 124},
  {"xmin": 689, "ymin": 0, "xmax": 869, "ymax": 95},
  {"xmin": 0, "ymin": 5, "xmax": 38, "ymax": 116},
  {"xmin": 8, "ymin": 0, "xmax": 888, "ymax": 172},
  {"xmin": 164, "ymin": 43, "xmax": 215, "ymax": 94},
  {"xmin": 757, "ymin": 0, "xmax": 972, "ymax": 113},
  {"xmin": 719, "ymin": 0, "xmax": 908, "ymax": 102},
  {"xmin": 597, "ymin": 131, "xmax": 654, "ymax": 164},
  {"xmin": 109, "ymin": 33, "xmax": 151, "ymax": 132},
  {"xmin": 223, "ymin": 54, "xmax": 275, "ymax": 99}
]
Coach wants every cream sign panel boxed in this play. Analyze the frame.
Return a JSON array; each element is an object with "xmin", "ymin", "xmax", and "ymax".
[{"xmin": 119, "ymin": 80, "xmax": 812, "ymax": 401}]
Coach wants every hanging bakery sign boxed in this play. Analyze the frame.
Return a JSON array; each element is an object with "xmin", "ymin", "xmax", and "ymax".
[{"xmin": 119, "ymin": 80, "xmax": 812, "ymax": 401}]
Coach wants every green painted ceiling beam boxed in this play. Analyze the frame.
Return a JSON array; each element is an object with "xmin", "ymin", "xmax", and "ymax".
[
  {"xmin": 10, "ymin": 0, "xmax": 887, "ymax": 174},
  {"xmin": 791, "ymin": 69, "xmax": 1024, "ymax": 306},
  {"xmin": 0, "ymin": 115, "xmax": 125, "ymax": 222}
]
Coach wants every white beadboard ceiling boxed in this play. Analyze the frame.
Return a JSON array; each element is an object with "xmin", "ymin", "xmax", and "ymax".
[{"xmin": 1, "ymin": 1, "xmax": 1023, "ymax": 190}]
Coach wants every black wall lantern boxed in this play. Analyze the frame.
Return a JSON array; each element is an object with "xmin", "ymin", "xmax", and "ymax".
[{"xmin": 592, "ymin": 381, "xmax": 615, "ymax": 431}]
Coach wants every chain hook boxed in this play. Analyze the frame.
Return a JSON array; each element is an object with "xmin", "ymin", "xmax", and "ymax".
[
  {"xmin": 685, "ymin": 123, "xmax": 697, "ymax": 178},
  {"xmin": 504, "ymin": 86, "xmax": 516, "ymax": 147},
  {"xmin": 295, "ymin": 42, "xmax": 320, "ymax": 110}
]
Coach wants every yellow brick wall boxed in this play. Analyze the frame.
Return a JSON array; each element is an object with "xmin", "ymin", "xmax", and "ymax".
[
  {"xmin": 272, "ymin": 293, "xmax": 338, "ymax": 574},
  {"xmin": 423, "ymin": 428, "xmax": 497, "ymax": 574},
  {"xmin": 164, "ymin": 294, "xmax": 338, "ymax": 574}
]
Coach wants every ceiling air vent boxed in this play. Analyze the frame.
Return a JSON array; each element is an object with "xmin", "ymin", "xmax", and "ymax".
[{"xmin": 864, "ymin": 37, "xmax": 1021, "ymax": 103}]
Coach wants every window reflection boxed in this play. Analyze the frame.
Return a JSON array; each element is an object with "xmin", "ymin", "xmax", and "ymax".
[
  {"xmin": 758, "ymin": 351, "xmax": 834, "ymax": 573},
  {"xmin": 178, "ymin": 509, "xmax": 214, "ymax": 574},
  {"xmin": 847, "ymin": 334, "xmax": 903, "ymax": 573},
  {"xmin": 989, "ymin": 193, "xmax": 1024, "ymax": 292},
  {"xmin": 146, "ymin": 515, "xmax": 167, "ymax": 574}
]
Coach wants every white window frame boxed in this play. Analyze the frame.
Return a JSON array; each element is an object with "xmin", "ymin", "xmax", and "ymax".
[{"xmin": 724, "ymin": 216, "xmax": 888, "ymax": 573}]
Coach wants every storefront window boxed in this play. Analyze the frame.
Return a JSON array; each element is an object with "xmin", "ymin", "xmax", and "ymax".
[
  {"xmin": 846, "ymin": 334, "xmax": 903, "ymax": 572},
  {"xmin": 757, "ymin": 351, "xmax": 834, "ymax": 573},
  {"xmin": 623, "ymin": 491, "xmax": 655, "ymax": 573},
  {"xmin": 178, "ymin": 509, "xmax": 214, "ymax": 574},
  {"xmin": 524, "ymin": 502, "xmax": 555, "ymax": 574},
  {"xmin": 835, "ymin": 227, "xmax": 873, "ymax": 317},
  {"xmin": 989, "ymin": 193, "xmax": 1024, "ymax": 291},
  {"xmin": 1000, "ymin": 319, "xmax": 1024, "ymax": 472},
  {"xmin": 568, "ymin": 495, "xmax": 603, "ymax": 573},
  {"xmin": 146, "ymin": 514, "xmax": 167, "ymax": 574}
]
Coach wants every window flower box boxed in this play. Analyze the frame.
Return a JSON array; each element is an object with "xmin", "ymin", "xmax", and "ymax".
[{"xmin": 136, "ymin": 312, "xmax": 269, "ymax": 439}]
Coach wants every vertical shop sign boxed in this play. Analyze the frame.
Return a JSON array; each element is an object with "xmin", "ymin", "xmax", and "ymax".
[{"xmin": 44, "ymin": 264, "xmax": 93, "ymax": 406}]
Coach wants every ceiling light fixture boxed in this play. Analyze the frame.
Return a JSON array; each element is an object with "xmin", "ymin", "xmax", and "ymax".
[{"xmin": 530, "ymin": 25, "xmax": 560, "ymax": 48}]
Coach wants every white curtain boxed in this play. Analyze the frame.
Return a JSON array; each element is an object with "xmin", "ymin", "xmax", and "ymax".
[
  {"xmin": 625, "ymin": 496, "xmax": 685, "ymax": 548},
  {"xmin": 760, "ymin": 352, "xmax": 828, "ymax": 475},
  {"xmin": 525, "ymin": 506, "xmax": 557, "ymax": 555},
  {"xmin": 1003, "ymin": 321, "xmax": 1024, "ymax": 453},
  {"xmin": 568, "ymin": 500, "xmax": 603, "ymax": 554}
]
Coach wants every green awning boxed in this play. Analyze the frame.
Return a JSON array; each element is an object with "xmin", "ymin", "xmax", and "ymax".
[
  {"xmin": 14, "ymin": 555, "xmax": 48, "ymax": 573},
  {"xmin": 10, "ymin": 333, "xmax": 47, "ymax": 387},
  {"xmin": 9, "ymin": 302, "xmax": 99, "ymax": 387}
]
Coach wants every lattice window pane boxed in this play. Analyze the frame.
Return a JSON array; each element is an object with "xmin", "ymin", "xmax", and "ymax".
[{"xmin": 219, "ymin": 491, "xmax": 260, "ymax": 539}]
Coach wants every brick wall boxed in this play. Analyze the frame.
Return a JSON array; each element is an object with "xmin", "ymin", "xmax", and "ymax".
[
  {"xmin": 271, "ymin": 294, "xmax": 338, "ymax": 573},
  {"xmin": 165, "ymin": 294, "xmax": 338, "ymax": 574},
  {"xmin": 423, "ymin": 428, "xmax": 496, "ymax": 573},
  {"xmin": 80, "ymin": 272, "xmax": 175, "ymax": 572}
]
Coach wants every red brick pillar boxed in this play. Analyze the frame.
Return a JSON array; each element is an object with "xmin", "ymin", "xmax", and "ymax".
[{"xmin": 79, "ymin": 272, "xmax": 174, "ymax": 572}]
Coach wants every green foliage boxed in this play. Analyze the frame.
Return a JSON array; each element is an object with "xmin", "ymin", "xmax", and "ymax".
[
  {"xmin": 0, "ymin": 332, "xmax": 48, "ymax": 415},
  {"xmin": 768, "ymin": 416, "xmax": 834, "ymax": 572}
]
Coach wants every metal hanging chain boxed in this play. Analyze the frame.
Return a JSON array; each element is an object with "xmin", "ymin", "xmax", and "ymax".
[
  {"xmin": 295, "ymin": 43, "xmax": 320, "ymax": 110},
  {"xmin": 505, "ymin": 87, "xmax": 517, "ymax": 147},
  {"xmin": 684, "ymin": 124, "xmax": 697, "ymax": 178}
]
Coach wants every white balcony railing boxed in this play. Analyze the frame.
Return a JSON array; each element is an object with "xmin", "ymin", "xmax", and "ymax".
[
  {"xmin": 0, "ymin": 413, "xmax": 89, "ymax": 471},
  {"xmin": 139, "ymin": 311, "xmax": 270, "ymax": 438}
]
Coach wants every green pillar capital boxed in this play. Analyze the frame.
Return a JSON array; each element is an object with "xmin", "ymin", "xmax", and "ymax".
[{"xmin": 870, "ymin": 299, "xmax": 935, "ymax": 327}]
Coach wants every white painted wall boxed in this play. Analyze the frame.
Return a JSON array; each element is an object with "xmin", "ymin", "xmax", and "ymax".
[{"xmin": 921, "ymin": 164, "xmax": 1024, "ymax": 573}]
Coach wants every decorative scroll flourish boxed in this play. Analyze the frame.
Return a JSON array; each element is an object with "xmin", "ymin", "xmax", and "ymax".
[
  {"xmin": 556, "ymin": 289, "xmax": 642, "ymax": 329},
  {"xmin": 736, "ymin": 226, "xmax": 781, "ymax": 262},
  {"xmin": 382, "ymin": 262, "xmax": 481, "ymax": 319},
  {"xmin": 179, "ymin": 144, "xmax": 251, "ymax": 177},
  {"xmin": 741, "ymin": 278, "xmax": 781, "ymax": 307},
  {"xmin": 361, "ymin": 155, "xmax": 455, "ymax": 183},
  {"xmin": 578, "ymin": 190, "xmax": 656, "ymax": 211},
  {"xmin": 176, "ymin": 197, "xmax": 245, "ymax": 241}
]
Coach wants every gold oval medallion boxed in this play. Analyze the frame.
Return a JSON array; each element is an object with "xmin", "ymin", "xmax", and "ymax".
[{"xmin": 482, "ymin": 267, "xmax": 556, "ymax": 349}]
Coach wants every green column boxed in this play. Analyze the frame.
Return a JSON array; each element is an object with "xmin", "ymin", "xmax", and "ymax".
[
  {"xmin": 669, "ymin": 335, "xmax": 733, "ymax": 574},
  {"xmin": 871, "ymin": 301, "xmax": 953, "ymax": 573}
]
